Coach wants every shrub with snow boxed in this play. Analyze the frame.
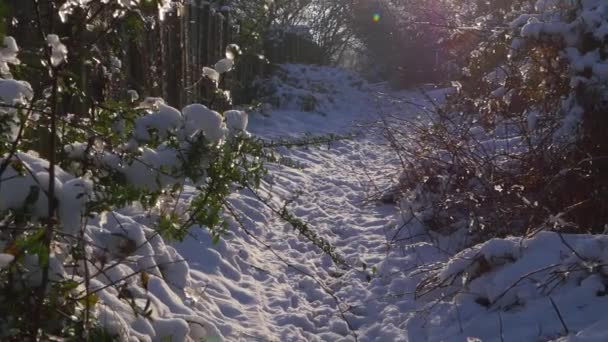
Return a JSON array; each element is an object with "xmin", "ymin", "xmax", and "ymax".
[
  {"xmin": 381, "ymin": 1, "xmax": 608, "ymax": 339},
  {"xmin": 0, "ymin": 2, "xmax": 269, "ymax": 340},
  {"xmin": 387, "ymin": 0, "xmax": 608, "ymax": 247}
]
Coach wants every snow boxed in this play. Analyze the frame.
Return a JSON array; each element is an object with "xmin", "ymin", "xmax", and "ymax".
[
  {"xmin": 63, "ymin": 101, "xmax": 240, "ymax": 197},
  {"xmin": 134, "ymin": 103, "xmax": 183, "ymax": 141},
  {"xmin": 138, "ymin": 97, "xmax": 165, "ymax": 109},
  {"xmin": 0, "ymin": 153, "xmax": 91, "ymax": 233},
  {"xmin": 0, "ymin": 36, "xmax": 20, "ymax": 76},
  {"xmin": 165, "ymin": 66, "xmax": 444, "ymax": 341},
  {"xmin": 167, "ymin": 65, "xmax": 608, "ymax": 341},
  {"xmin": 58, "ymin": 178, "xmax": 92, "ymax": 234},
  {"xmin": 510, "ymin": 14, "xmax": 537, "ymax": 28},
  {"xmin": 46, "ymin": 34, "xmax": 68, "ymax": 67},
  {"xmin": 527, "ymin": 110, "xmax": 539, "ymax": 131},
  {"xmin": 505, "ymin": 0, "xmax": 608, "ymax": 144},
  {"xmin": 225, "ymin": 44, "xmax": 241, "ymax": 60},
  {"xmin": 214, "ymin": 58, "xmax": 234, "ymax": 74},
  {"xmin": 224, "ymin": 110, "xmax": 248, "ymax": 132},
  {"xmin": 559, "ymin": 317, "xmax": 608, "ymax": 342},
  {"xmin": 418, "ymin": 232, "xmax": 608, "ymax": 342},
  {"xmin": 182, "ymin": 103, "xmax": 225, "ymax": 142},
  {"xmin": 202, "ymin": 67, "xmax": 220, "ymax": 84},
  {"xmin": 0, "ymin": 78, "xmax": 33, "ymax": 140},
  {"xmin": 78, "ymin": 211, "xmax": 211, "ymax": 340},
  {"xmin": 0, "ymin": 253, "xmax": 14, "ymax": 268},
  {"xmin": 3, "ymin": 52, "xmax": 608, "ymax": 340},
  {"xmin": 0, "ymin": 79, "xmax": 33, "ymax": 104},
  {"xmin": 128, "ymin": 89, "xmax": 140, "ymax": 102},
  {"xmin": 252, "ymin": 64, "xmax": 377, "ymax": 134},
  {"xmin": 122, "ymin": 146, "xmax": 180, "ymax": 190}
]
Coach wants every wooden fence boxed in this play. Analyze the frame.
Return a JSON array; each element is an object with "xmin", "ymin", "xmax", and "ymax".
[
  {"xmin": 6, "ymin": 0, "xmax": 325, "ymax": 109},
  {"xmin": 123, "ymin": 3, "xmax": 325, "ymax": 108},
  {"xmin": 122, "ymin": 1, "xmax": 239, "ymax": 108}
]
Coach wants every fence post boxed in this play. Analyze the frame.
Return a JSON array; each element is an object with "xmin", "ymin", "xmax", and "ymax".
[
  {"xmin": 180, "ymin": 4, "xmax": 187, "ymax": 105},
  {"xmin": 207, "ymin": 8, "xmax": 216, "ymax": 70},
  {"xmin": 216, "ymin": 12, "xmax": 224, "ymax": 63},
  {"xmin": 163, "ymin": 9, "xmax": 182, "ymax": 107}
]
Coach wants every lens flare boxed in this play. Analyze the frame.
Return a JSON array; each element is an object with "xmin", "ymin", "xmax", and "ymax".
[{"xmin": 373, "ymin": 13, "xmax": 381, "ymax": 23}]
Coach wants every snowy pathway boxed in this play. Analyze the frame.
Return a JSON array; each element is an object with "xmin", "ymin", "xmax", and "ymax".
[
  {"xmin": 170, "ymin": 65, "xmax": 608, "ymax": 342},
  {"xmin": 172, "ymin": 66, "xmax": 427, "ymax": 341}
]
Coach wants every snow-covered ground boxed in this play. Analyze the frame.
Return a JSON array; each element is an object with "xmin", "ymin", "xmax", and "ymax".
[
  {"xmin": 173, "ymin": 65, "xmax": 415, "ymax": 341},
  {"xmin": 172, "ymin": 65, "xmax": 608, "ymax": 342},
  {"xmin": 91, "ymin": 64, "xmax": 608, "ymax": 341}
]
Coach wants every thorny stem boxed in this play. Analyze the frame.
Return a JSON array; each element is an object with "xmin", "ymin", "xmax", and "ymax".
[{"xmin": 245, "ymin": 184, "xmax": 347, "ymax": 267}]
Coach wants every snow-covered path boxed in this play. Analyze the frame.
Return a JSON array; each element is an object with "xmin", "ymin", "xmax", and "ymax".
[
  {"xmin": 172, "ymin": 65, "xmax": 425, "ymax": 341},
  {"xmin": 163, "ymin": 65, "xmax": 608, "ymax": 342}
]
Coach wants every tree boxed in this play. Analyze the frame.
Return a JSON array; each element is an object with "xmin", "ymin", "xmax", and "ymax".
[
  {"xmin": 223, "ymin": 0, "xmax": 356, "ymax": 64},
  {"xmin": 383, "ymin": 0, "xmax": 608, "ymax": 247}
]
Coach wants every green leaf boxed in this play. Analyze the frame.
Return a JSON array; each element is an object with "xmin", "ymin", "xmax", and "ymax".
[
  {"xmin": 37, "ymin": 243, "xmax": 50, "ymax": 268},
  {"xmin": 60, "ymin": 280, "xmax": 80, "ymax": 293},
  {"xmin": 79, "ymin": 293, "xmax": 100, "ymax": 308}
]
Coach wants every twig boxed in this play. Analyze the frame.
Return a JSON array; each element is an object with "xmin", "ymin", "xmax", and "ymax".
[
  {"xmin": 487, "ymin": 263, "xmax": 560, "ymax": 305},
  {"xmin": 498, "ymin": 311, "xmax": 505, "ymax": 342},
  {"xmin": 549, "ymin": 296, "xmax": 569, "ymax": 335}
]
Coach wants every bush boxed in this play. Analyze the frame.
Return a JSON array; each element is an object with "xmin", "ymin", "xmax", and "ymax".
[
  {"xmin": 0, "ymin": 1, "xmax": 269, "ymax": 339},
  {"xmin": 383, "ymin": 0, "xmax": 608, "ymax": 251}
]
